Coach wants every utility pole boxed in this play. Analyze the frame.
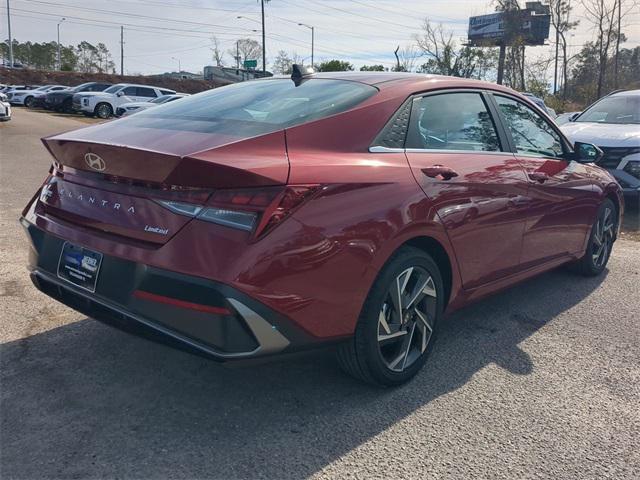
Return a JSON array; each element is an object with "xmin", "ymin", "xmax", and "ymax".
[
  {"xmin": 120, "ymin": 26, "xmax": 124, "ymax": 75},
  {"xmin": 6, "ymin": 0, "xmax": 14, "ymax": 68},
  {"xmin": 261, "ymin": 0, "xmax": 266, "ymax": 73},
  {"xmin": 236, "ymin": 40, "xmax": 240, "ymax": 69},
  {"xmin": 553, "ymin": 3, "xmax": 559, "ymax": 94},
  {"xmin": 497, "ymin": 43, "xmax": 506, "ymax": 85},
  {"xmin": 298, "ymin": 23, "xmax": 314, "ymax": 68},
  {"xmin": 57, "ymin": 17, "xmax": 65, "ymax": 70},
  {"xmin": 614, "ymin": 0, "xmax": 621, "ymax": 89}
]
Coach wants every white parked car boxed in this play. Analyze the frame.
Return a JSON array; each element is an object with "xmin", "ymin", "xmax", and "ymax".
[
  {"xmin": 0, "ymin": 92, "xmax": 11, "ymax": 121},
  {"xmin": 1, "ymin": 84, "xmax": 38, "ymax": 94},
  {"xmin": 7, "ymin": 85, "xmax": 68, "ymax": 107},
  {"xmin": 73, "ymin": 83, "xmax": 176, "ymax": 119},
  {"xmin": 115, "ymin": 93, "xmax": 189, "ymax": 117},
  {"xmin": 561, "ymin": 89, "xmax": 640, "ymax": 199}
]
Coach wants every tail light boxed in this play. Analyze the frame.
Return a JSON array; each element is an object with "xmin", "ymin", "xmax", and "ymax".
[{"xmin": 157, "ymin": 185, "xmax": 321, "ymax": 237}]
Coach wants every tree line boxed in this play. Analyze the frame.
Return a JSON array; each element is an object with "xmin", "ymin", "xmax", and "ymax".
[{"xmin": 1, "ymin": 39, "xmax": 115, "ymax": 73}]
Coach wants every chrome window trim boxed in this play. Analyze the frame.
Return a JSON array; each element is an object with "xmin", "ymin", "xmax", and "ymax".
[
  {"xmin": 369, "ymin": 146, "xmax": 404, "ymax": 153},
  {"xmin": 404, "ymin": 148, "xmax": 509, "ymax": 155},
  {"xmin": 369, "ymin": 146, "xmax": 513, "ymax": 156}
]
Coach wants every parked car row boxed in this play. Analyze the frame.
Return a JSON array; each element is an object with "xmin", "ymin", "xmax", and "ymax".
[{"xmin": 0, "ymin": 81, "xmax": 189, "ymax": 119}]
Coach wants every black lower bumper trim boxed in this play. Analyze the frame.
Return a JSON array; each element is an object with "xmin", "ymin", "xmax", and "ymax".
[{"xmin": 23, "ymin": 220, "xmax": 319, "ymax": 361}]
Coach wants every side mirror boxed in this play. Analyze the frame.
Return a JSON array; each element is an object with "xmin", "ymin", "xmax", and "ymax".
[
  {"xmin": 116, "ymin": 91, "xmax": 124, "ymax": 97},
  {"xmin": 569, "ymin": 112, "xmax": 580, "ymax": 122},
  {"xmin": 574, "ymin": 142, "xmax": 603, "ymax": 163}
]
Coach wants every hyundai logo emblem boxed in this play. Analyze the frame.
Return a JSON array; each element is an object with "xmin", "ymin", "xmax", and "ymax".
[{"xmin": 84, "ymin": 153, "xmax": 106, "ymax": 172}]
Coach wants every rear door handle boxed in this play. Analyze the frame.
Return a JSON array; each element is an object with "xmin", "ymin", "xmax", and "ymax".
[
  {"xmin": 528, "ymin": 172, "xmax": 549, "ymax": 183},
  {"xmin": 422, "ymin": 165, "xmax": 459, "ymax": 180}
]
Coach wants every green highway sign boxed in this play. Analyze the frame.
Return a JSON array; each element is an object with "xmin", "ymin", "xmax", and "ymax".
[{"xmin": 243, "ymin": 59, "xmax": 258, "ymax": 69}]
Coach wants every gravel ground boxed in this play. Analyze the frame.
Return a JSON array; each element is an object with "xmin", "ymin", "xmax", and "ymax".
[{"xmin": 1, "ymin": 109, "xmax": 639, "ymax": 479}]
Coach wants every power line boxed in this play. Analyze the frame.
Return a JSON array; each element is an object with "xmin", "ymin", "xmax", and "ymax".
[
  {"xmin": 15, "ymin": 0, "xmax": 256, "ymax": 33},
  {"xmin": 6, "ymin": 3, "xmax": 400, "ymax": 68},
  {"xmin": 8, "ymin": 7, "xmax": 257, "ymax": 37}
]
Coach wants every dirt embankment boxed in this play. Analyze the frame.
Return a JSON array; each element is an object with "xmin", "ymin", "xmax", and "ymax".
[{"xmin": 0, "ymin": 69, "xmax": 229, "ymax": 94}]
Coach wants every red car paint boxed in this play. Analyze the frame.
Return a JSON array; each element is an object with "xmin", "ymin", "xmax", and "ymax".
[{"xmin": 22, "ymin": 73, "xmax": 623, "ymax": 344}]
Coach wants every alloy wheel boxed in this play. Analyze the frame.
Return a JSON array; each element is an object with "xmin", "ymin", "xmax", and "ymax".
[
  {"xmin": 97, "ymin": 104, "xmax": 111, "ymax": 119},
  {"xmin": 592, "ymin": 206, "xmax": 614, "ymax": 268},
  {"xmin": 377, "ymin": 266, "xmax": 437, "ymax": 372}
]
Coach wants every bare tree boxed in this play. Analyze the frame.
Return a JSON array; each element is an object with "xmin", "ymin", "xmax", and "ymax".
[
  {"xmin": 612, "ymin": 0, "xmax": 638, "ymax": 88},
  {"xmin": 549, "ymin": 0, "xmax": 579, "ymax": 97},
  {"xmin": 414, "ymin": 20, "xmax": 496, "ymax": 79},
  {"xmin": 228, "ymin": 38, "xmax": 262, "ymax": 68},
  {"xmin": 582, "ymin": 0, "xmax": 617, "ymax": 98},
  {"xmin": 210, "ymin": 35, "xmax": 224, "ymax": 66},
  {"xmin": 392, "ymin": 45, "xmax": 418, "ymax": 72}
]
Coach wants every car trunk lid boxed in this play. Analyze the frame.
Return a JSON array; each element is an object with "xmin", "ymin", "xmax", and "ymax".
[{"xmin": 38, "ymin": 123, "xmax": 289, "ymax": 244}]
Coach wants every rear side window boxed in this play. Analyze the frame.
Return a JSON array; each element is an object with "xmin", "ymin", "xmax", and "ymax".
[
  {"xmin": 406, "ymin": 92, "xmax": 501, "ymax": 152},
  {"xmin": 136, "ymin": 87, "xmax": 157, "ymax": 97},
  {"xmin": 160, "ymin": 89, "xmax": 175, "ymax": 95},
  {"xmin": 132, "ymin": 79, "xmax": 377, "ymax": 135},
  {"xmin": 495, "ymin": 96, "xmax": 564, "ymax": 158}
]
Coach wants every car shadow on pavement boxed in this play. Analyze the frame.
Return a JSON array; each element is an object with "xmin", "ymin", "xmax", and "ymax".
[{"xmin": 1, "ymin": 267, "xmax": 607, "ymax": 479}]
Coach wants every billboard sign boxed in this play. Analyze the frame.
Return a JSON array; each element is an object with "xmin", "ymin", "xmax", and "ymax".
[{"xmin": 468, "ymin": 2, "xmax": 550, "ymax": 46}]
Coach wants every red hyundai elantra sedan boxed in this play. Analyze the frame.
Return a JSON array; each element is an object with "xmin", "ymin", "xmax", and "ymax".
[{"xmin": 22, "ymin": 69, "xmax": 623, "ymax": 385}]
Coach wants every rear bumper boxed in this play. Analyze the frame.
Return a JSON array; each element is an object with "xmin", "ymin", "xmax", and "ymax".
[{"xmin": 22, "ymin": 219, "xmax": 317, "ymax": 361}]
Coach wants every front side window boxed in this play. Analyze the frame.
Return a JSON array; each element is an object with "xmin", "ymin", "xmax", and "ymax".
[
  {"xmin": 406, "ymin": 92, "xmax": 501, "ymax": 152},
  {"xmin": 495, "ymin": 95, "xmax": 564, "ymax": 158},
  {"xmin": 122, "ymin": 86, "xmax": 138, "ymax": 96}
]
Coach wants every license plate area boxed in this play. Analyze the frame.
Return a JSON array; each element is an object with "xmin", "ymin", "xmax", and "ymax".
[{"xmin": 57, "ymin": 242, "xmax": 103, "ymax": 292}]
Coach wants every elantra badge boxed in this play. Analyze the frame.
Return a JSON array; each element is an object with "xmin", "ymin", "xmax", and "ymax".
[{"xmin": 84, "ymin": 153, "xmax": 106, "ymax": 171}]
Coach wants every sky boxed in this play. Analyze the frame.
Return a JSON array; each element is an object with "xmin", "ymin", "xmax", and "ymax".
[{"xmin": 1, "ymin": 0, "xmax": 639, "ymax": 76}]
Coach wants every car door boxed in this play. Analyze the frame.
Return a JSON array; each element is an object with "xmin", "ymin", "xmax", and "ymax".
[
  {"xmin": 491, "ymin": 94, "xmax": 599, "ymax": 266},
  {"xmin": 404, "ymin": 91, "xmax": 530, "ymax": 289}
]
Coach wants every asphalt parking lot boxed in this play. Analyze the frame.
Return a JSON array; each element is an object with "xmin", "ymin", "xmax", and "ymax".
[{"xmin": 1, "ymin": 108, "xmax": 639, "ymax": 479}]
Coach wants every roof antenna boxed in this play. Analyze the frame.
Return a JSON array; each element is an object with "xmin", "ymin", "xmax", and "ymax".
[{"xmin": 291, "ymin": 64, "xmax": 314, "ymax": 85}]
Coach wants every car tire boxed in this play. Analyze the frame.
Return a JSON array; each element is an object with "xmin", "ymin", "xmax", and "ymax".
[
  {"xmin": 95, "ymin": 103, "xmax": 113, "ymax": 119},
  {"xmin": 24, "ymin": 96, "xmax": 34, "ymax": 108},
  {"xmin": 336, "ymin": 247, "xmax": 444, "ymax": 386},
  {"xmin": 572, "ymin": 198, "xmax": 617, "ymax": 276},
  {"xmin": 61, "ymin": 99, "xmax": 72, "ymax": 113}
]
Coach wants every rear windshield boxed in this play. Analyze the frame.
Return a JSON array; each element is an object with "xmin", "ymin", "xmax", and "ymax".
[{"xmin": 129, "ymin": 78, "xmax": 377, "ymax": 135}]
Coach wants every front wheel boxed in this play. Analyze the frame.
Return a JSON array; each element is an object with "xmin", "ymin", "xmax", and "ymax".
[
  {"xmin": 24, "ymin": 96, "xmax": 35, "ymax": 108},
  {"xmin": 337, "ymin": 247, "xmax": 444, "ymax": 386},
  {"xmin": 94, "ymin": 103, "xmax": 113, "ymax": 119},
  {"xmin": 573, "ymin": 199, "xmax": 616, "ymax": 276}
]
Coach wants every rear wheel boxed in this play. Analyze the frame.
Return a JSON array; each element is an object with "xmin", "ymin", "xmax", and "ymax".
[
  {"xmin": 95, "ymin": 102, "xmax": 113, "ymax": 119},
  {"xmin": 573, "ymin": 199, "xmax": 616, "ymax": 276},
  {"xmin": 60, "ymin": 98, "xmax": 72, "ymax": 113},
  {"xmin": 24, "ymin": 96, "xmax": 34, "ymax": 108},
  {"xmin": 337, "ymin": 247, "xmax": 444, "ymax": 386}
]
